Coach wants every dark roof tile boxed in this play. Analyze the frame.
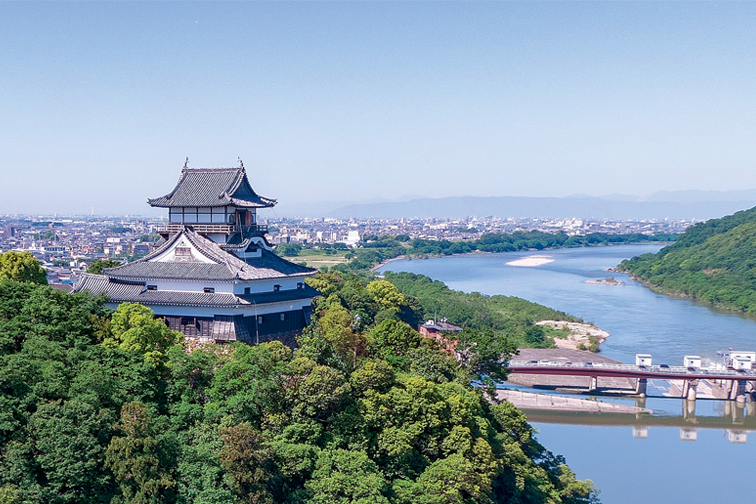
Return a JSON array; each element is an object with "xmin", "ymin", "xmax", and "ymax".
[
  {"xmin": 73, "ymin": 274, "xmax": 246, "ymax": 308},
  {"xmin": 72, "ymin": 273, "xmax": 320, "ymax": 309},
  {"xmin": 101, "ymin": 227, "xmax": 314, "ymax": 281},
  {"xmin": 148, "ymin": 166, "xmax": 276, "ymax": 208}
]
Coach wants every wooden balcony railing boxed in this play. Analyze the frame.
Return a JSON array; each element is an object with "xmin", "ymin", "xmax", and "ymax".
[{"xmin": 157, "ymin": 224, "xmax": 268, "ymax": 235}]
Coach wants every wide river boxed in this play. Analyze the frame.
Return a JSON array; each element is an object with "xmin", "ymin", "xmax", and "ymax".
[{"xmin": 378, "ymin": 245, "xmax": 756, "ymax": 504}]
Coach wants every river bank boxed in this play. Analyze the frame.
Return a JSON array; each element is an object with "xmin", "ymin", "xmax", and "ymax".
[
  {"xmin": 370, "ymin": 255, "xmax": 406, "ymax": 272},
  {"xmin": 614, "ymin": 268, "xmax": 756, "ymax": 321},
  {"xmin": 536, "ymin": 320, "xmax": 609, "ymax": 351}
]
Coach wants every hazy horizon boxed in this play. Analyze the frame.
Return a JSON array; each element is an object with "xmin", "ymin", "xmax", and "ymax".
[{"xmin": 1, "ymin": 2, "xmax": 754, "ymax": 215}]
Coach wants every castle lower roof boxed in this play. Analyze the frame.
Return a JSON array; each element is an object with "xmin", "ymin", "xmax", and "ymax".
[
  {"xmin": 100, "ymin": 227, "xmax": 314, "ymax": 282},
  {"xmin": 73, "ymin": 274, "xmax": 319, "ymax": 309},
  {"xmin": 148, "ymin": 166, "xmax": 276, "ymax": 209}
]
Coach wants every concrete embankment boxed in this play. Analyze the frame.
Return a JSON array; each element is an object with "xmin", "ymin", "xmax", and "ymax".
[
  {"xmin": 501, "ymin": 348, "xmax": 649, "ymax": 414},
  {"xmin": 497, "ymin": 389, "xmax": 652, "ymax": 414}
]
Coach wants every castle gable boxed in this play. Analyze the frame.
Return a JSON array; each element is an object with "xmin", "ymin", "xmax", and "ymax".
[{"xmin": 150, "ymin": 235, "xmax": 217, "ymax": 264}]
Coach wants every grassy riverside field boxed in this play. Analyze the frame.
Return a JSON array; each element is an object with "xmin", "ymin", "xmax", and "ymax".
[{"xmin": 294, "ymin": 250, "xmax": 349, "ymax": 268}]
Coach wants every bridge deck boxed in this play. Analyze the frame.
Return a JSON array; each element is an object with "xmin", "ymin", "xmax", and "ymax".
[{"xmin": 507, "ymin": 359, "xmax": 756, "ymax": 381}]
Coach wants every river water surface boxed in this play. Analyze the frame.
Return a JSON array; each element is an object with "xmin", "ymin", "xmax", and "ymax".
[{"xmin": 378, "ymin": 245, "xmax": 756, "ymax": 504}]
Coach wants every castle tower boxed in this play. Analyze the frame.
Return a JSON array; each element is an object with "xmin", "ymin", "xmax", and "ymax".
[{"xmin": 73, "ymin": 161, "xmax": 318, "ymax": 346}]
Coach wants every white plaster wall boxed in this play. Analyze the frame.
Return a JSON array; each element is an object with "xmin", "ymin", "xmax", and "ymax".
[
  {"xmin": 232, "ymin": 276, "xmax": 308, "ymax": 294},
  {"xmin": 150, "ymin": 280, "xmax": 235, "ymax": 293}
]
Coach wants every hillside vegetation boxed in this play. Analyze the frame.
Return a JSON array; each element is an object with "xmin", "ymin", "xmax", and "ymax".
[
  {"xmin": 0, "ymin": 277, "xmax": 597, "ymax": 504},
  {"xmin": 618, "ymin": 206, "xmax": 756, "ymax": 314},
  {"xmin": 384, "ymin": 272, "xmax": 580, "ymax": 350}
]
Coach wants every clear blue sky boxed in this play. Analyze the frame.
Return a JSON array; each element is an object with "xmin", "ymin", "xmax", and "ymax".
[{"xmin": 1, "ymin": 2, "xmax": 754, "ymax": 215}]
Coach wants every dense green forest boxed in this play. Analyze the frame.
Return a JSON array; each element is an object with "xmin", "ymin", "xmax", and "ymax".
[
  {"xmin": 0, "ymin": 275, "xmax": 598, "ymax": 504},
  {"xmin": 329, "ymin": 231, "xmax": 677, "ymax": 273},
  {"xmin": 618, "ymin": 206, "xmax": 756, "ymax": 315}
]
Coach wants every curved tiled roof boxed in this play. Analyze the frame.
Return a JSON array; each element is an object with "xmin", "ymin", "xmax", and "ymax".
[
  {"xmin": 148, "ymin": 166, "xmax": 276, "ymax": 208},
  {"xmin": 101, "ymin": 227, "xmax": 315, "ymax": 282},
  {"xmin": 72, "ymin": 273, "xmax": 319, "ymax": 309},
  {"xmin": 72, "ymin": 274, "xmax": 248, "ymax": 308}
]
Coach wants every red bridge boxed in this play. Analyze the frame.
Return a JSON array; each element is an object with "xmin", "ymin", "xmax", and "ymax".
[{"xmin": 506, "ymin": 359, "xmax": 756, "ymax": 401}]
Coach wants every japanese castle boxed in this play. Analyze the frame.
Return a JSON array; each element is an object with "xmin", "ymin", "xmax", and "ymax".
[{"xmin": 73, "ymin": 161, "xmax": 318, "ymax": 345}]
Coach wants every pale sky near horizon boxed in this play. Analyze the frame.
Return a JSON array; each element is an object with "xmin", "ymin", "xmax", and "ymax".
[{"xmin": 1, "ymin": 2, "xmax": 754, "ymax": 215}]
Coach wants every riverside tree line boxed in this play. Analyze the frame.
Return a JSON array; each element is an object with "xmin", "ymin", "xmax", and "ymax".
[
  {"xmin": 278, "ymin": 230, "xmax": 677, "ymax": 274},
  {"xmin": 619, "ymin": 205, "xmax": 756, "ymax": 315}
]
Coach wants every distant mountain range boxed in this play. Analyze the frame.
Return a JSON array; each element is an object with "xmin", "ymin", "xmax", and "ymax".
[{"xmin": 272, "ymin": 190, "xmax": 756, "ymax": 220}]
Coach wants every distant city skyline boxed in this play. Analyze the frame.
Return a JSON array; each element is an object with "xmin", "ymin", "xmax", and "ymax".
[{"xmin": 1, "ymin": 2, "xmax": 754, "ymax": 215}]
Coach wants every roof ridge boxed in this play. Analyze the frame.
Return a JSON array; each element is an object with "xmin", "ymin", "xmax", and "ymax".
[
  {"xmin": 184, "ymin": 167, "xmax": 240, "ymax": 172},
  {"xmin": 147, "ymin": 165, "xmax": 275, "ymax": 209},
  {"xmin": 182, "ymin": 227, "xmax": 250, "ymax": 276},
  {"xmin": 181, "ymin": 228, "xmax": 228, "ymax": 263},
  {"xmin": 103, "ymin": 231, "xmax": 184, "ymax": 273},
  {"xmin": 151, "ymin": 166, "xmax": 189, "ymax": 203},
  {"xmin": 225, "ymin": 167, "xmax": 246, "ymax": 197},
  {"xmin": 71, "ymin": 272, "xmax": 100, "ymax": 292}
]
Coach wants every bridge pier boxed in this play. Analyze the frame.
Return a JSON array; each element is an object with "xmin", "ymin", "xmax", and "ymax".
[
  {"xmin": 728, "ymin": 380, "xmax": 747, "ymax": 403},
  {"xmin": 682, "ymin": 379, "xmax": 699, "ymax": 401},
  {"xmin": 685, "ymin": 380, "xmax": 698, "ymax": 401},
  {"xmin": 634, "ymin": 378, "xmax": 647, "ymax": 397},
  {"xmin": 588, "ymin": 376, "xmax": 598, "ymax": 392},
  {"xmin": 682, "ymin": 399, "xmax": 696, "ymax": 421},
  {"xmin": 635, "ymin": 396, "xmax": 646, "ymax": 410},
  {"xmin": 732, "ymin": 403, "xmax": 745, "ymax": 425}
]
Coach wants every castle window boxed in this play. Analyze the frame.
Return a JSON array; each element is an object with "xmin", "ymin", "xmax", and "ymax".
[
  {"xmin": 297, "ymin": 282, "xmax": 304, "ymax": 289},
  {"xmin": 203, "ymin": 287, "xmax": 215, "ymax": 294},
  {"xmin": 274, "ymin": 284, "xmax": 281, "ymax": 292},
  {"xmin": 280, "ymin": 313, "xmax": 285, "ymax": 321},
  {"xmin": 257, "ymin": 316, "xmax": 263, "ymax": 325},
  {"xmin": 146, "ymin": 285, "xmax": 157, "ymax": 291},
  {"xmin": 244, "ymin": 287, "xmax": 251, "ymax": 294}
]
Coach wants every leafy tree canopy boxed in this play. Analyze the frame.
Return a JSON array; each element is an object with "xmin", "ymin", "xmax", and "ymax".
[
  {"xmin": 0, "ymin": 275, "xmax": 597, "ymax": 504},
  {"xmin": 276, "ymin": 243, "xmax": 302, "ymax": 257},
  {"xmin": 87, "ymin": 258, "xmax": 122, "ymax": 274},
  {"xmin": 0, "ymin": 251, "xmax": 47, "ymax": 284},
  {"xmin": 619, "ymin": 205, "xmax": 756, "ymax": 315},
  {"xmin": 105, "ymin": 303, "xmax": 183, "ymax": 365}
]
